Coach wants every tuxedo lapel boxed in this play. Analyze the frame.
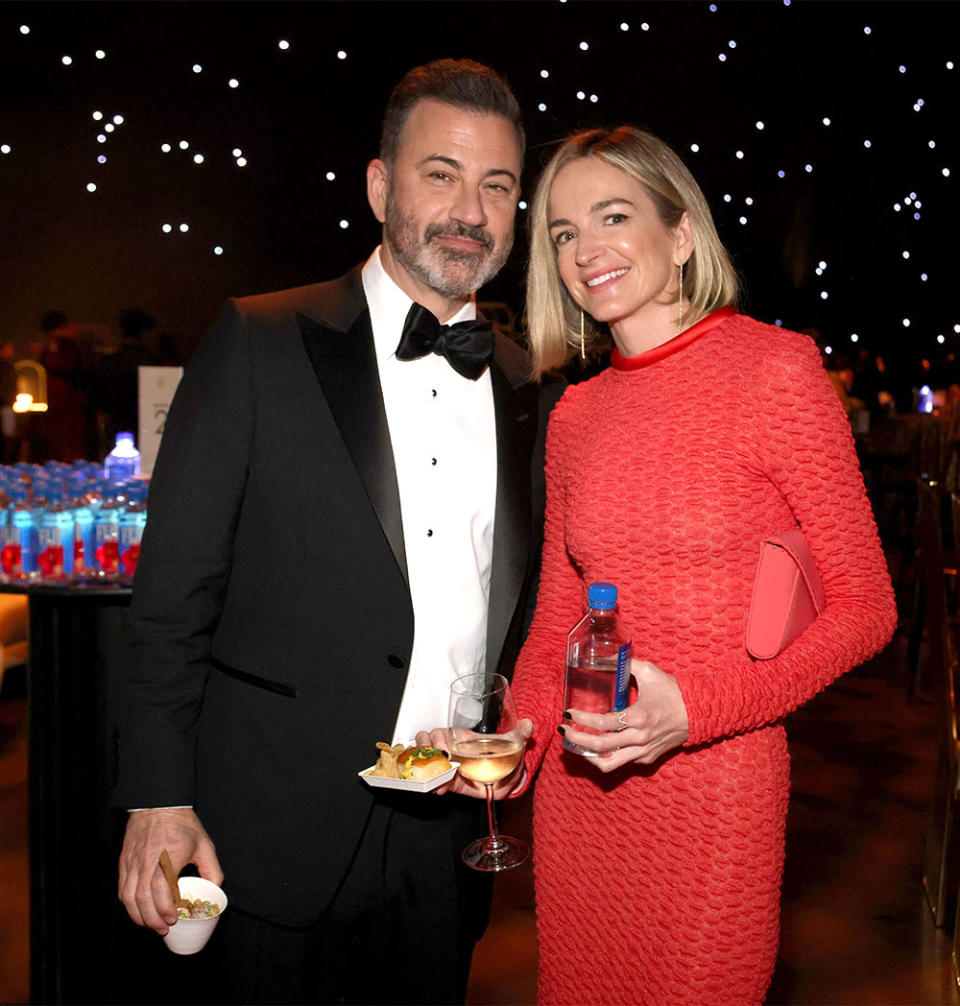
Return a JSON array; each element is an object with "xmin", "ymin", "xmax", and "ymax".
[
  {"xmin": 486, "ymin": 361, "xmax": 536, "ymax": 674},
  {"xmin": 297, "ymin": 306, "xmax": 408, "ymax": 585}
]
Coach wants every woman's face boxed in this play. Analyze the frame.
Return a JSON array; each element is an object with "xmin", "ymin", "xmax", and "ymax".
[{"xmin": 547, "ymin": 157, "xmax": 690, "ymax": 337}]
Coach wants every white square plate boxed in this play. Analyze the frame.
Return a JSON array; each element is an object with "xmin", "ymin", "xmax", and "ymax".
[{"xmin": 358, "ymin": 762, "xmax": 460, "ymax": 793}]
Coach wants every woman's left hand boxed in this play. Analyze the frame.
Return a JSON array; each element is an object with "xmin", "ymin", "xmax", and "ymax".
[{"xmin": 560, "ymin": 659, "xmax": 689, "ymax": 773}]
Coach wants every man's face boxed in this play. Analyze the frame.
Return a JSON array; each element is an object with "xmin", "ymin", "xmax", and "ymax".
[{"xmin": 368, "ymin": 99, "xmax": 522, "ymax": 304}]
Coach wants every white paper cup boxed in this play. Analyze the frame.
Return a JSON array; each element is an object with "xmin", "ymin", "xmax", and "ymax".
[{"xmin": 162, "ymin": 876, "xmax": 227, "ymax": 955}]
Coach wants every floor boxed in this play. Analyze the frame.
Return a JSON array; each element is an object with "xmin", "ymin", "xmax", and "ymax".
[{"xmin": 1, "ymin": 641, "xmax": 958, "ymax": 1005}]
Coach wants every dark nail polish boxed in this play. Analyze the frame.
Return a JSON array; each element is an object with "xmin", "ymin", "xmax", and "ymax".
[
  {"xmin": 562, "ymin": 710, "xmax": 573, "ymax": 721},
  {"xmin": 556, "ymin": 725, "xmax": 565, "ymax": 736}
]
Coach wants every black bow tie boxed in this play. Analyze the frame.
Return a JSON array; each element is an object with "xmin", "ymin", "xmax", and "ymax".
[{"xmin": 395, "ymin": 303, "xmax": 494, "ymax": 380}]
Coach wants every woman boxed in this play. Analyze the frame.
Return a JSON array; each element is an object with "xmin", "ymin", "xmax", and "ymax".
[{"xmin": 510, "ymin": 127, "xmax": 897, "ymax": 1004}]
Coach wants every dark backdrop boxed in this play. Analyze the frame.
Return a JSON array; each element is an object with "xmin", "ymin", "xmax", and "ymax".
[{"xmin": 1, "ymin": 1, "xmax": 955, "ymax": 378}]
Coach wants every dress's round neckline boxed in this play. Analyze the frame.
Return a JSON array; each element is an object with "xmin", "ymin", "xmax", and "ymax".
[{"xmin": 610, "ymin": 306, "xmax": 737, "ymax": 371}]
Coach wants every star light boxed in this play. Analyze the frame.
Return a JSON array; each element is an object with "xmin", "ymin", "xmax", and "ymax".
[
  {"xmin": 690, "ymin": 143, "xmax": 700, "ymax": 153},
  {"xmin": 519, "ymin": 200, "xmax": 528, "ymax": 210},
  {"xmin": 96, "ymin": 134, "xmax": 106, "ymax": 143},
  {"xmin": 179, "ymin": 140, "xmax": 189, "ymax": 150},
  {"xmin": 104, "ymin": 123, "xmax": 114, "ymax": 133},
  {"xmin": 228, "ymin": 78, "xmax": 239, "ymax": 88},
  {"xmin": 851, "ymin": 334, "xmax": 860, "ymax": 343},
  {"xmin": 538, "ymin": 103, "xmax": 547, "ymax": 112},
  {"xmin": 19, "ymin": 25, "xmax": 29, "ymax": 34},
  {"xmin": 214, "ymin": 246, "xmax": 224, "ymax": 255},
  {"xmin": 540, "ymin": 69, "xmax": 549, "ymax": 78},
  {"xmin": 62, "ymin": 56, "xmax": 72, "ymax": 66},
  {"xmin": 278, "ymin": 40, "xmax": 290, "ymax": 50},
  {"xmin": 579, "ymin": 41, "xmax": 589, "ymax": 51},
  {"xmin": 95, "ymin": 50, "xmax": 105, "ymax": 60},
  {"xmin": 113, "ymin": 115, "xmax": 123, "ymax": 125},
  {"xmin": 641, "ymin": 22, "xmax": 650, "ymax": 31},
  {"xmin": 337, "ymin": 50, "xmax": 347, "ymax": 60},
  {"xmin": 755, "ymin": 121, "xmax": 765, "ymax": 130},
  {"xmin": 325, "ymin": 171, "xmax": 335, "ymax": 181},
  {"xmin": 339, "ymin": 219, "xmax": 349, "ymax": 229},
  {"xmin": 236, "ymin": 157, "xmax": 247, "ymax": 167},
  {"xmin": 1, "ymin": 145, "xmax": 11, "ymax": 154},
  {"xmin": 620, "ymin": 22, "xmax": 629, "ymax": 31},
  {"xmin": 179, "ymin": 223, "xmax": 189, "ymax": 233},
  {"xmin": 193, "ymin": 154, "xmax": 204, "ymax": 164},
  {"xmin": 97, "ymin": 155, "xmax": 106, "ymax": 163},
  {"xmin": 86, "ymin": 183, "xmax": 96, "ymax": 192},
  {"xmin": 92, "ymin": 111, "xmax": 103, "ymax": 121},
  {"xmin": 193, "ymin": 64, "xmax": 202, "ymax": 73},
  {"xmin": 162, "ymin": 224, "xmax": 172, "ymax": 233},
  {"xmin": 161, "ymin": 143, "xmax": 171, "ymax": 153}
]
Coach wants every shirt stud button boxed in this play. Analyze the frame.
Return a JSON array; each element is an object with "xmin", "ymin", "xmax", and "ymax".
[
  {"xmin": 426, "ymin": 529, "xmax": 433, "ymax": 537},
  {"xmin": 431, "ymin": 457, "xmax": 437, "ymax": 466}
]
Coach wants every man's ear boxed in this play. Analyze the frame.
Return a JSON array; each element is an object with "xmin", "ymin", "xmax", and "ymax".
[{"xmin": 367, "ymin": 158, "xmax": 388, "ymax": 224}]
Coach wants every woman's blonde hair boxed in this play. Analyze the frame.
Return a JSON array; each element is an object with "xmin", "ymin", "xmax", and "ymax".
[{"xmin": 526, "ymin": 126, "xmax": 739, "ymax": 375}]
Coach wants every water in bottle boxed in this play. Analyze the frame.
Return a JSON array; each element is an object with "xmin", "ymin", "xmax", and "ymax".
[
  {"xmin": 117, "ymin": 481, "xmax": 148, "ymax": 582},
  {"xmin": 104, "ymin": 432, "xmax": 142, "ymax": 483},
  {"xmin": 563, "ymin": 582, "xmax": 632, "ymax": 756},
  {"xmin": 38, "ymin": 482, "xmax": 76, "ymax": 581}
]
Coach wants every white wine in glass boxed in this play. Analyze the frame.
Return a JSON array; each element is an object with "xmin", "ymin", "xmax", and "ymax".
[{"xmin": 448, "ymin": 672, "xmax": 529, "ymax": 872}]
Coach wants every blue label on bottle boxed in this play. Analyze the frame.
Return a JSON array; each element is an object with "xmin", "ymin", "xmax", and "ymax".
[{"xmin": 614, "ymin": 642, "xmax": 632, "ymax": 711}]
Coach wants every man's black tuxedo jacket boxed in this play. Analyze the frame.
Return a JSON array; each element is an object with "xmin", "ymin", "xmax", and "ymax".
[{"xmin": 116, "ymin": 266, "xmax": 547, "ymax": 926}]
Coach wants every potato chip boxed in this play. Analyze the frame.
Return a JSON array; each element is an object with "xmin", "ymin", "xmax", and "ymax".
[{"xmin": 366, "ymin": 741, "xmax": 405, "ymax": 778}]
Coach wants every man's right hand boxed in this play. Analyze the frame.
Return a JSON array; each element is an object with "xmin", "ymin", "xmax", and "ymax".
[{"xmin": 118, "ymin": 808, "xmax": 223, "ymax": 936}]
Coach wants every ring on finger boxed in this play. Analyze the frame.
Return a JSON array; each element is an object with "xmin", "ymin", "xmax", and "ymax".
[{"xmin": 616, "ymin": 710, "xmax": 629, "ymax": 732}]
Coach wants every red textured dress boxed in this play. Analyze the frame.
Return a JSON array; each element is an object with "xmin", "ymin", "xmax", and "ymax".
[{"xmin": 511, "ymin": 308, "xmax": 897, "ymax": 1005}]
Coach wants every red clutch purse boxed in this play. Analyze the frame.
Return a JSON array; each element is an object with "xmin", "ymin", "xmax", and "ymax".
[{"xmin": 746, "ymin": 529, "xmax": 826, "ymax": 660}]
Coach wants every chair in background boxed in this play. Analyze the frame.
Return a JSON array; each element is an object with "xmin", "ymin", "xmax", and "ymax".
[{"xmin": 0, "ymin": 593, "xmax": 28, "ymax": 695}]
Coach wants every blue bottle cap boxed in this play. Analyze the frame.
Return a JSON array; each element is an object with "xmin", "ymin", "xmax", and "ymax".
[{"xmin": 587, "ymin": 582, "xmax": 617, "ymax": 610}]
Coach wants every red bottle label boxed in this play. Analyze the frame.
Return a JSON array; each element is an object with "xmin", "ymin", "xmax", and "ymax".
[
  {"xmin": 95, "ymin": 540, "xmax": 119, "ymax": 574},
  {"xmin": 1, "ymin": 542, "xmax": 22, "ymax": 576}
]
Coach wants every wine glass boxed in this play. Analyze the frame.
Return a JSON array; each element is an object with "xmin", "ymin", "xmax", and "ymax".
[{"xmin": 448, "ymin": 672, "xmax": 529, "ymax": 872}]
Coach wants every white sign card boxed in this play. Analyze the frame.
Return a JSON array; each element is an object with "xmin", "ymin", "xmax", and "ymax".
[{"xmin": 138, "ymin": 366, "xmax": 183, "ymax": 477}]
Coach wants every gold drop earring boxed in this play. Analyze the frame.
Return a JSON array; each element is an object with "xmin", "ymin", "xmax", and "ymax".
[{"xmin": 580, "ymin": 310, "xmax": 586, "ymax": 360}]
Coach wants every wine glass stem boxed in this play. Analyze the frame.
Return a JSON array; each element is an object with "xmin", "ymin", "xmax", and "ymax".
[{"xmin": 483, "ymin": 783, "xmax": 504, "ymax": 851}]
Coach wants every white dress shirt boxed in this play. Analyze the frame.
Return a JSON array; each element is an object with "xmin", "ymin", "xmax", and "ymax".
[{"xmin": 361, "ymin": 248, "xmax": 498, "ymax": 745}]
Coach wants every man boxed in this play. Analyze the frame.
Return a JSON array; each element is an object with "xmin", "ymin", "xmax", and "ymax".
[{"xmin": 116, "ymin": 59, "xmax": 547, "ymax": 1003}]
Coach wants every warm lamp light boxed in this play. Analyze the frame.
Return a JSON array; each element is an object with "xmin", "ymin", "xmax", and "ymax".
[{"xmin": 14, "ymin": 359, "xmax": 49, "ymax": 411}]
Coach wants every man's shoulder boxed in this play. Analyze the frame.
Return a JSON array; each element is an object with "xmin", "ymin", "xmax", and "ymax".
[{"xmin": 230, "ymin": 264, "xmax": 366, "ymax": 332}]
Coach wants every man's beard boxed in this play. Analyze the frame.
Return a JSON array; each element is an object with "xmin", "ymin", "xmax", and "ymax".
[{"xmin": 384, "ymin": 200, "xmax": 513, "ymax": 298}]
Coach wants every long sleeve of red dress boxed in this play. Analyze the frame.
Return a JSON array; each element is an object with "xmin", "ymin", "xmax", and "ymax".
[{"xmin": 510, "ymin": 311, "xmax": 897, "ymax": 1005}]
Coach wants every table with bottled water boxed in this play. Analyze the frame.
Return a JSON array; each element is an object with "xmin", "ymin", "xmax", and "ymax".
[{"xmin": 0, "ymin": 447, "xmax": 160, "ymax": 1002}]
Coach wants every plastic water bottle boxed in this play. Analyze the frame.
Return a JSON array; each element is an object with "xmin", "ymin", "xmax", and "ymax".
[
  {"xmin": 117, "ymin": 481, "xmax": 148, "ymax": 583},
  {"xmin": 38, "ymin": 483, "xmax": 76, "ymax": 581},
  {"xmin": 92, "ymin": 485, "xmax": 124, "ymax": 578},
  {"xmin": 563, "ymin": 582, "xmax": 632, "ymax": 756},
  {"xmin": 71, "ymin": 481, "xmax": 96, "ymax": 576},
  {"xmin": 4, "ymin": 484, "xmax": 39, "ymax": 582},
  {"xmin": 104, "ymin": 432, "xmax": 142, "ymax": 484}
]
